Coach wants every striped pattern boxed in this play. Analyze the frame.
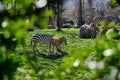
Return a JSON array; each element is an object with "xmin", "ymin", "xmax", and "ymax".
[
  {"xmin": 31, "ymin": 33, "xmax": 54, "ymax": 53},
  {"xmin": 92, "ymin": 15, "xmax": 120, "ymax": 26},
  {"xmin": 93, "ymin": 16, "xmax": 105, "ymax": 25}
]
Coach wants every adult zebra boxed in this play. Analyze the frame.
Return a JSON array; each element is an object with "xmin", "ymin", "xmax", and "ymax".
[
  {"xmin": 31, "ymin": 33, "xmax": 54, "ymax": 54},
  {"xmin": 92, "ymin": 15, "xmax": 120, "ymax": 26},
  {"xmin": 79, "ymin": 22, "xmax": 99, "ymax": 39},
  {"xmin": 92, "ymin": 15, "xmax": 120, "ymax": 34}
]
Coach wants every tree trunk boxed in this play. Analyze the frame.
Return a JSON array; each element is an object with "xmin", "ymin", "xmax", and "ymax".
[
  {"xmin": 82, "ymin": 0, "xmax": 85, "ymax": 23},
  {"xmin": 57, "ymin": 1, "xmax": 62, "ymax": 31},
  {"xmin": 77, "ymin": 0, "xmax": 82, "ymax": 27},
  {"xmin": 89, "ymin": 0, "xmax": 94, "ymax": 21}
]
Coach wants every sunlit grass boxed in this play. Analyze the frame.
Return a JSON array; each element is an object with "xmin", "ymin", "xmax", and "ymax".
[
  {"xmin": 14, "ymin": 28, "xmax": 97, "ymax": 79},
  {"xmin": 15, "ymin": 28, "xmax": 120, "ymax": 80}
]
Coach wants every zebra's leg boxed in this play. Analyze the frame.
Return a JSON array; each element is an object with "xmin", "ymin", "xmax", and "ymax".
[
  {"xmin": 91, "ymin": 28, "xmax": 94, "ymax": 39},
  {"xmin": 33, "ymin": 43, "xmax": 36, "ymax": 54},
  {"xmin": 52, "ymin": 45, "xmax": 54, "ymax": 53},
  {"xmin": 60, "ymin": 45, "xmax": 61, "ymax": 50},
  {"xmin": 91, "ymin": 31, "xmax": 94, "ymax": 38},
  {"xmin": 45, "ymin": 43, "xmax": 50, "ymax": 54},
  {"xmin": 48, "ymin": 43, "xmax": 52, "ymax": 54},
  {"xmin": 90, "ymin": 28, "xmax": 93, "ymax": 38},
  {"xmin": 33, "ymin": 43, "xmax": 39, "ymax": 55},
  {"xmin": 56, "ymin": 45, "xmax": 61, "ymax": 53},
  {"xmin": 45, "ymin": 42, "xmax": 53, "ymax": 54},
  {"xmin": 36, "ymin": 43, "xmax": 40, "ymax": 54}
]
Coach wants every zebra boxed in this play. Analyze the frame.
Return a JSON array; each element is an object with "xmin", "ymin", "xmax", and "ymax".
[
  {"xmin": 92, "ymin": 15, "xmax": 120, "ymax": 34},
  {"xmin": 51, "ymin": 36, "xmax": 67, "ymax": 52},
  {"xmin": 92, "ymin": 15, "xmax": 105, "ymax": 25},
  {"xmin": 79, "ymin": 22, "xmax": 99, "ymax": 39},
  {"xmin": 31, "ymin": 33, "xmax": 54, "ymax": 54},
  {"xmin": 92, "ymin": 15, "xmax": 120, "ymax": 26}
]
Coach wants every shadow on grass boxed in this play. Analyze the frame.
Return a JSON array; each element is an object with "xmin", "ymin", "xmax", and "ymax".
[
  {"xmin": 26, "ymin": 49, "xmax": 68, "ymax": 60},
  {"xmin": 38, "ymin": 51, "xmax": 68, "ymax": 60}
]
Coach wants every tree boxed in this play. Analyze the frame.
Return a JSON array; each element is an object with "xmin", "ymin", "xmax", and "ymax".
[
  {"xmin": 78, "ymin": 0, "xmax": 82, "ymax": 27},
  {"xmin": 48, "ymin": 0, "xmax": 63, "ymax": 31},
  {"xmin": 88, "ymin": 0, "xmax": 94, "ymax": 20}
]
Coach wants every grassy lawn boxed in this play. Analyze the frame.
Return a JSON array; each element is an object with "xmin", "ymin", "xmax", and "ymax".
[
  {"xmin": 27, "ymin": 28, "xmax": 96, "ymax": 51},
  {"xmin": 14, "ymin": 28, "xmax": 116, "ymax": 80}
]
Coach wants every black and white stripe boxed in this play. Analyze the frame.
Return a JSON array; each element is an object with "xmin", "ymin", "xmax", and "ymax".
[
  {"xmin": 92, "ymin": 15, "xmax": 120, "ymax": 34},
  {"xmin": 31, "ymin": 33, "xmax": 54, "ymax": 53},
  {"xmin": 92, "ymin": 16, "xmax": 105, "ymax": 25},
  {"xmin": 92, "ymin": 15, "xmax": 120, "ymax": 26}
]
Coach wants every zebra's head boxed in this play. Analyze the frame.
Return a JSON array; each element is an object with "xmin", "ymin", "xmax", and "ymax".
[{"xmin": 59, "ymin": 37, "xmax": 67, "ymax": 45}]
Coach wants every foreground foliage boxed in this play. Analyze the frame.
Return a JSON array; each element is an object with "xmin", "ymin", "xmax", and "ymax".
[{"xmin": 0, "ymin": 0, "xmax": 120, "ymax": 80}]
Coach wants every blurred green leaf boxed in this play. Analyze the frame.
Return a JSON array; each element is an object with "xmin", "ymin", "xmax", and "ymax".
[
  {"xmin": 46, "ymin": 9, "xmax": 54, "ymax": 17},
  {"xmin": 0, "ymin": 52, "xmax": 5, "ymax": 63}
]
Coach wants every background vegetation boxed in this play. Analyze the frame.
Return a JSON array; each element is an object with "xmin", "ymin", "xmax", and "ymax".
[{"xmin": 0, "ymin": 0, "xmax": 120, "ymax": 80}]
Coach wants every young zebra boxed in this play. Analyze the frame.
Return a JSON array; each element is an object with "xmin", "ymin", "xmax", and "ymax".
[
  {"xmin": 31, "ymin": 33, "xmax": 54, "ymax": 54},
  {"xmin": 51, "ymin": 36, "xmax": 67, "ymax": 52}
]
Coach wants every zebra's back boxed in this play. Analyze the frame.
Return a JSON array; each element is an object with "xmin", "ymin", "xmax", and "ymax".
[
  {"xmin": 31, "ymin": 33, "xmax": 54, "ymax": 44},
  {"xmin": 93, "ymin": 15, "xmax": 119, "ymax": 25}
]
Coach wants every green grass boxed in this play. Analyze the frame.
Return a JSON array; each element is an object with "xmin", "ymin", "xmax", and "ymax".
[
  {"xmin": 27, "ymin": 28, "xmax": 96, "ymax": 52},
  {"xmin": 14, "ymin": 28, "xmax": 102, "ymax": 80}
]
